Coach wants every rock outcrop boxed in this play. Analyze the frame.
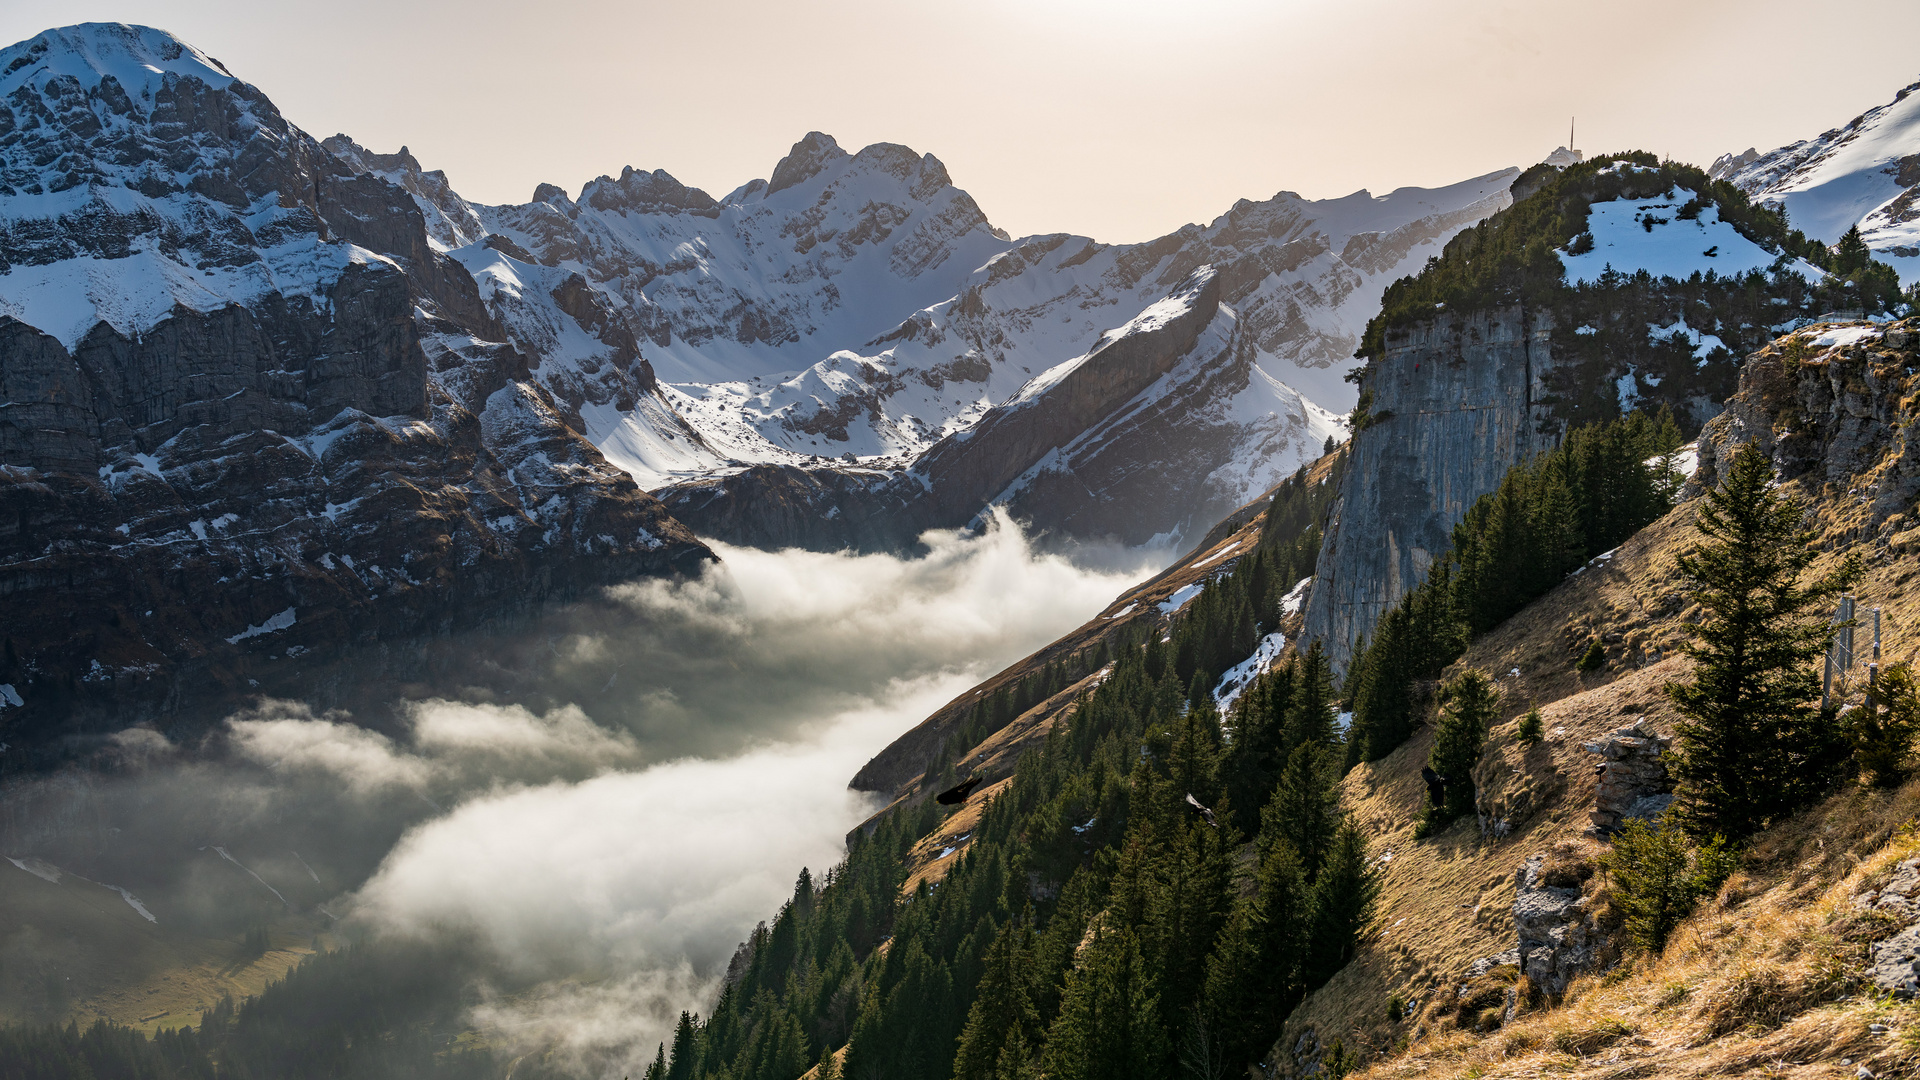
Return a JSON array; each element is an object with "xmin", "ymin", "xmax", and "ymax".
[
  {"xmin": 1301, "ymin": 305, "xmax": 1560, "ymax": 668},
  {"xmin": 1583, "ymin": 720, "xmax": 1675, "ymax": 835},
  {"xmin": 1693, "ymin": 319, "xmax": 1920, "ymax": 525},
  {"xmin": 1511, "ymin": 852, "xmax": 1605, "ymax": 997},
  {"xmin": 1862, "ymin": 859, "xmax": 1920, "ymax": 995}
]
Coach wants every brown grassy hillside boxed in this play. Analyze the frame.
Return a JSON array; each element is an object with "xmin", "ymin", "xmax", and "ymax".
[{"xmin": 1275, "ymin": 317, "xmax": 1920, "ymax": 1076}]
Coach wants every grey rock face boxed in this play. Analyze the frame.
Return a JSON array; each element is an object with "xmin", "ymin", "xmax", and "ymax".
[
  {"xmin": 321, "ymin": 135, "xmax": 488, "ymax": 249},
  {"xmin": 1859, "ymin": 859, "xmax": 1920, "ymax": 921},
  {"xmin": 996, "ymin": 309, "xmax": 1272, "ymax": 547},
  {"xmin": 0, "ymin": 286, "xmax": 711, "ymax": 755},
  {"xmin": 1694, "ymin": 320, "xmax": 1920, "ymax": 529},
  {"xmin": 1301, "ymin": 306, "xmax": 1559, "ymax": 668},
  {"xmin": 655, "ymin": 463, "xmax": 899, "ymax": 552},
  {"xmin": 1870, "ymin": 925, "xmax": 1920, "ymax": 997},
  {"xmin": 1865, "ymin": 859, "xmax": 1920, "ymax": 996},
  {"xmin": 1511, "ymin": 854, "xmax": 1604, "ymax": 996},
  {"xmin": 907, "ymin": 269, "xmax": 1227, "ymax": 537},
  {"xmin": 1583, "ymin": 719, "xmax": 1674, "ymax": 835}
]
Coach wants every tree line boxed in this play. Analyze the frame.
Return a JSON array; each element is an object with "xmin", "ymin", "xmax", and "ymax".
[
  {"xmin": 632, "ymin": 466, "xmax": 1369, "ymax": 1080},
  {"xmin": 1342, "ymin": 409, "xmax": 1686, "ymax": 772}
]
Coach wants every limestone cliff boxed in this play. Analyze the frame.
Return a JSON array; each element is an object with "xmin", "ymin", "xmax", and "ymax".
[
  {"xmin": 1301, "ymin": 306, "xmax": 1558, "ymax": 668},
  {"xmin": 1299, "ymin": 155, "xmax": 1835, "ymax": 669}
]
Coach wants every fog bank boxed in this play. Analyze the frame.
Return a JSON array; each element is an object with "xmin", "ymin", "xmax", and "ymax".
[{"xmin": 2, "ymin": 514, "xmax": 1162, "ymax": 1073}]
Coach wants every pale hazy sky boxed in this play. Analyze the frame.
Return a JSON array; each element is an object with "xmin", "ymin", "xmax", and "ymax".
[{"xmin": 6, "ymin": 0, "xmax": 1918, "ymax": 242}]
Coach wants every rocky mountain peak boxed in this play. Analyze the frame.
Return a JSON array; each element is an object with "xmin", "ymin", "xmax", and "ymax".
[
  {"xmin": 1708, "ymin": 147, "xmax": 1760, "ymax": 179},
  {"xmin": 579, "ymin": 166, "xmax": 720, "ymax": 217},
  {"xmin": 323, "ymin": 133, "xmax": 485, "ymax": 250},
  {"xmin": 766, "ymin": 130, "xmax": 848, "ymax": 195},
  {"xmin": 0, "ymin": 22, "xmax": 234, "ymax": 102}
]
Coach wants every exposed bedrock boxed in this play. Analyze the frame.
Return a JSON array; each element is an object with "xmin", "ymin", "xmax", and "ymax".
[
  {"xmin": 1302, "ymin": 306, "xmax": 1558, "ymax": 669},
  {"xmin": 0, "ymin": 28, "xmax": 718, "ymax": 759}
]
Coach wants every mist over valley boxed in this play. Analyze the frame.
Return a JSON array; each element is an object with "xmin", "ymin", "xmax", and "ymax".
[{"xmin": 7, "ymin": 10, "xmax": 1920, "ymax": 1080}]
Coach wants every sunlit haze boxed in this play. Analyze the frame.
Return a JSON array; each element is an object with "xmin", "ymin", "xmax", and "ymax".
[{"xmin": 4, "ymin": 0, "xmax": 1916, "ymax": 241}]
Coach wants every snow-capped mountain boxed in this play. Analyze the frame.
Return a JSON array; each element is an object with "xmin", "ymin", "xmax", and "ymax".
[
  {"xmin": 656, "ymin": 264, "xmax": 1349, "ymax": 551},
  {"xmin": 0, "ymin": 17, "xmax": 1533, "ymax": 708},
  {"xmin": 1714, "ymin": 79, "xmax": 1920, "ymax": 283},
  {"xmin": 0, "ymin": 23, "xmax": 709, "ymax": 742},
  {"xmin": 354, "ymin": 126, "xmax": 1515, "ymax": 549}
]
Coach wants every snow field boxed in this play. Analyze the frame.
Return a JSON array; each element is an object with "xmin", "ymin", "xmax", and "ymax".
[{"xmin": 1560, "ymin": 191, "xmax": 1819, "ymax": 287}]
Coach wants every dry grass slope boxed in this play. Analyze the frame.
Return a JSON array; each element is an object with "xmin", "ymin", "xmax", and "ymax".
[
  {"xmin": 1280, "ymin": 319, "xmax": 1920, "ymax": 1076},
  {"xmin": 1352, "ymin": 781, "xmax": 1920, "ymax": 1080}
]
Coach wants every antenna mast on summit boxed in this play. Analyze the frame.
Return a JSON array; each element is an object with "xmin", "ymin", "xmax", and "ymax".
[{"xmin": 1570, "ymin": 117, "xmax": 1575, "ymax": 149}]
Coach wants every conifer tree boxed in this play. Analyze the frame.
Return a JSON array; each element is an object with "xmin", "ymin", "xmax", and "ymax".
[
  {"xmin": 1350, "ymin": 610, "xmax": 1416, "ymax": 763},
  {"xmin": 992, "ymin": 1028, "xmax": 1040, "ymax": 1080},
  {"xmin": 1516, "ymin": 704, "xmax": 1544, "ymax": 745},
  {"xmin": 1834, "ymin": 223, "xmax": 1872, "ymax": 276},
  {"xmin": 1168, "ymin": 698, "xmax": 1223, "ymax": 801},
  {"xmin": 1304, "ymin": 820, "xmax": 1379, "ymax": 985},
  {"xmin": 1665, "ymin": 441, "xmax": 1858, "ymax": 837},
  {"xmin": 1199, "ymin": 841, "xmax": 1307, "ymax": 1067},
  {"xmin": 1042, "ymin": 924, "xmax": 1170, "ymax": 1080},
  {"xmin": 1283, "ymin": 641, "xmax": 1338, "ymax": 751},
  {"xmin": 1261, "ymin": 743, "xmax": 1339, "ymax": 879},
  {"xmin": 666, "ymin": 1011, "xmax": 698, "ymax": 1080},
  {"xmin": 1849, "ymin": 664, "xmax": 1920, "ymax": 787},
  {"xmin": 1224, "ymin": 659, "xmax": 1295, "ymax": 831},
  {"xmin": 1144, "ymin": 812, "xmax": 1238, "ymax": 1039},
  {"xmin": 1424, "ymin": 669, "xmax": 1498, "ymax": 826},
  {"xmin": 953, "ymin": 922, "xmax": 1042, "ymax": 1080}
]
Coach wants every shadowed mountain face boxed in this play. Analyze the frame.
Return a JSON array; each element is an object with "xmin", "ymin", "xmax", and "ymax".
[
  {"xmin": 656, "ymin": 266, "xmax": 1339, "ymax": 552},
  {"xmin": 0, "ymin": 24, "xmax": 712, "ymax": 754}
]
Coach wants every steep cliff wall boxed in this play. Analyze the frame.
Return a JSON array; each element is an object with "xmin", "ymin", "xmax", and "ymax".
[
  {"xmin": 907, "ymin": 269, "xmax": 1226, "ymax": 532},
  {"xmin": 1301, "ymin": 306, "xmax": 1558, "ymax": 668}
]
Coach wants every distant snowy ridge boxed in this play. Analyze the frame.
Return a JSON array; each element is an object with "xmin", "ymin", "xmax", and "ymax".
[
  {"xmin": 441, "ymin": 145, "xmax": 1514, "ymax": 547},
  {"xmin": 1716, "ymin": 79, "xmax": 1920, "ymax": 284}
]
